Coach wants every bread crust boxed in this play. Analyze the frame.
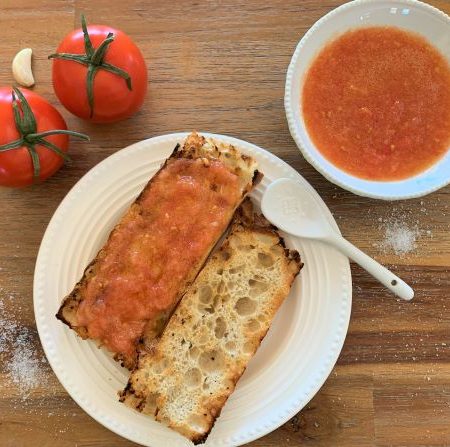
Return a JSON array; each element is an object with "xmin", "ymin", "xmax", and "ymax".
[
  {"xmin": 120, "ymin": 199, "xmax": 302, "ymax": 442},
  {"xmin": 56, "ymin": 132, "xmax": 261, "ymax": 369}
]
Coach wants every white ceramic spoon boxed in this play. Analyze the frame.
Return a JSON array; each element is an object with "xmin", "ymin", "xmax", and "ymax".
[{"xmin": 261, "ymin": 178, "xmax": 414, "ymax": 301}]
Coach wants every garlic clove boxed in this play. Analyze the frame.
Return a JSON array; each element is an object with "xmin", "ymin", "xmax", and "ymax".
[{"xmin": 12, "ymin": 48, "xmax": 35, "ymax": 87}]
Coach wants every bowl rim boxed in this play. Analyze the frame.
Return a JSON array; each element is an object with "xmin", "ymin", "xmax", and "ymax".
[{"xmin": 284, "ymin": 0, "xmax": 450, "ymax": 200}]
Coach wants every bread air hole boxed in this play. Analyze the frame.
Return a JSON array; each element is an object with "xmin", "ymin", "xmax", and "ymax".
[
  {"xmin": 152, "ymin": 359, "xmax": 169, "ymax": 375},
  {"xmin": 188, "ymin": 415, "xmax": 208, "ymax": 432},
  {"xmin": 229, "ymin": 264, "xmax": 245, "ymax": 274},
  {"xmin": 255, "ymin": 233, "xmax": 275, "ymax": 245},
  {"xmin": 246, "ymin": 319, "xmax": 260, "ymax": 332},
  {"xmin": 159, "ymin": 414, "xmax": 171, "ymax": 425},
  {"xmin": 217, "ymin": 280, "xmax": 226, "ymax": 294},
  {"xmin": 143, "ymin": 393, "xmax": 158, "ymax": 414},
  {"xmin": 189, "ymin": 346, "xmax": 200, "ymax": 359},
  {"xmin": 223, "ymin": 378, "xmax": 234, "ymax": 391},
  {"xmin": 220, "ymin": 250, "xmax": 231, "ymax": 261},
  {"xmin": 270, "ymin": 245, "xmax": 283, "ymax": 255},
  {"xmin": 225, "ymin": 341, "xmax": 236, "ymax": 352},
  {"xmin": 248, "ymin": 279, "xmax": 269, "ymax": 296},
  {"xmin": 198, "ymin": 305, "xmax": 214, "ymax": 314},
  {"xmin": 185, "ymin": 368, "xmax": 202, "ymax": 388},
  {"xmin": 235, "ymin": 297, "xmax": 257, "ymax": 316},
  {"xmin": 237, "ymin": 244, "xmax": 255, "ymax": 252},
  {"xmin": 257, "ymin": 252, "xmax": 274, "ymax": 267},
  {"xmin": 244, "ymin": 341, "xmax": 254, "ymax": 354},
  {"xmin": 199, "ymin": 350, "xmax": 225, "ymax": 373},
  {"xmin": 214, "ymin": 317, "xmax": 227, "ymax": 339},
  {"xmin": 198, "ymin": 285, "xmax": 213, "ymax": 304}
]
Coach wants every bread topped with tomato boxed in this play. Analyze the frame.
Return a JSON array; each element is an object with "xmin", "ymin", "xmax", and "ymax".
[
  {"xmin": 56, "ymin": 132, "xmax": 262, "ymax": 369},
  {"xmin": 120, "ymin": 199, "xmax": 302, "ymax": 443}
]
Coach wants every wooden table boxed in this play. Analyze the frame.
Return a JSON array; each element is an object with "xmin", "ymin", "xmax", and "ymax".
[{"xmin": 1, "ymin": 1, "xmax": 449, "ymax": 446}]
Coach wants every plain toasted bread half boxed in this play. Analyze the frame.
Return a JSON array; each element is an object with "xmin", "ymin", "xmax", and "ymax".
[
  {"xmin": 56, "ymin": 132, "xmax": 262, "ymax": 369},
  {"xmin": 120, "ymin": 199, "xmax": 302, "ymax": 443}
]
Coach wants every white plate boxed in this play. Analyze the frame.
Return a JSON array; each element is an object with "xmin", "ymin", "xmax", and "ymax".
[
  {"xmin": 34, "ymin": 133, "xmax": 351, "ymax": 447},
  {"xmin": 285, "ymin": 0, "xmax": 450, "ymax": 200}
]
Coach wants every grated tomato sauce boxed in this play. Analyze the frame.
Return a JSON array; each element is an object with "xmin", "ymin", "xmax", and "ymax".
[
  {"xmin": 302, "ymin": 27, "xmax": 450, "ymax": 181},
  {"xmin": 76, "ymin": 158, "xmax": 242, "ymax": 359}
]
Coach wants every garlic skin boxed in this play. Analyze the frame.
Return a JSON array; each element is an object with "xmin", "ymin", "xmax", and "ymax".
[{"xmin": 12, "ymin": 48, "xmax": 35, "ymax": 87}]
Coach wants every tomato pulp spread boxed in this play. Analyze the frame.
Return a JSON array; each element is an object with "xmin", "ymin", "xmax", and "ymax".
[
  {"xmin": 302, "ymin": 27, "xmax": 450, "ymax": 181},
  {"xmin": 76, "ymin": 158, "xmax": 242, "ymax": 359}
]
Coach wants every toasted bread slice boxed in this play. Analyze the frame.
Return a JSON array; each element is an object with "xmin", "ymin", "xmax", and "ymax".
[
  {"xmin": 120, "ymin": 199, "xmax": 302, "ymax": 443},
  {"xmin": 56, "ymin": 133, "xmax": 262, "ymax": 369}
]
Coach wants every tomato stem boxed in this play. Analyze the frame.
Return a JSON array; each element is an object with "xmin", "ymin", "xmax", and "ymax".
[
  {"xmin": 27, "ymin": 130, "xmax": 90, "ymax": 140},
  {"xmin": 48, "ymin": 53, "xmax": 90, "ymax": 65},
  {"xmin": 0, "ymin": 88, "xmax": 89, "ymax": 181},
  {"xmin": 91, "ymin": 33, "xmax": 114, "ymax": 66},
  {"xmin": 13, "ymin": 88, "xmax": 37, "ymax": 135},
  {"xmin": 81, "ymin": 14, "xmax": 95, "ymax": 58},
  {"xmin": 86, "ymin": 65, "xmax": 98, "ymax": 118},
  {"xmin": 48, "ymin": 15, "xmax": 133, "ymax": 118},
  {"xmin": 0, "ymin": 139, "xmax": 23, "ymax": 151},
  {"xmin": 38, "ymin": 139, "xmax": 72, "ymax": 162},
  {"xmin": 27, "ymin": 146, "xmax": 40, "ymax": 179},
  {"xmin": 102, "ymin": 62, "xmax": 132, "ymax": 90}
]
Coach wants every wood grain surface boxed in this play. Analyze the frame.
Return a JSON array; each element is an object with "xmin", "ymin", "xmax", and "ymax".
[{"xmin": 0, "ymin": 1, "xmax": 449, "ymax": 446}]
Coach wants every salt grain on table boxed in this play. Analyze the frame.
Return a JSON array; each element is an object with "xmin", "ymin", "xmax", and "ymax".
[
  {"xmin": 380, "ymin": 220, "xmax": 419, "ymax": 256},
  {"xmin": 0, "ymin": 295, "xmax": 48, "ymax": 400},
  {"xmin": 0, "ymin": 293, "xmax": 78, "ymax": 440},
  {"xmin": 368, "ymin": 201, "xmax": 440, "ymax": 258}
]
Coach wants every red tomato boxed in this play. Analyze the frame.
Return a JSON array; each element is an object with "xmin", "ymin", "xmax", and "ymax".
[
  {"xmin": 51, "ymin": 18, "xmax": 147, "ymax": 123},
  {"xmin": 0, "ymin": 88, "xmax": 88, "ymax": 188}
]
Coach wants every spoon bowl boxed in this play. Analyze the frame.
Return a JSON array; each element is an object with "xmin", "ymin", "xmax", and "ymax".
[{"xmin": 261, "ymin": 177, "xmax": 333, "ymax": 240}]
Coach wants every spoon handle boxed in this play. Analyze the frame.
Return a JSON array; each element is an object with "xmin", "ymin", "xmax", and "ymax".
[{"xmin": 328, "ymin": 235, "xmax": 414, "ymax": 301}]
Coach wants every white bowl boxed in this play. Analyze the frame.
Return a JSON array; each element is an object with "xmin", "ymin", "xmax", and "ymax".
[{"xmin": 285, "ymin": 0, "xmax": 450, "ymax": 200}]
